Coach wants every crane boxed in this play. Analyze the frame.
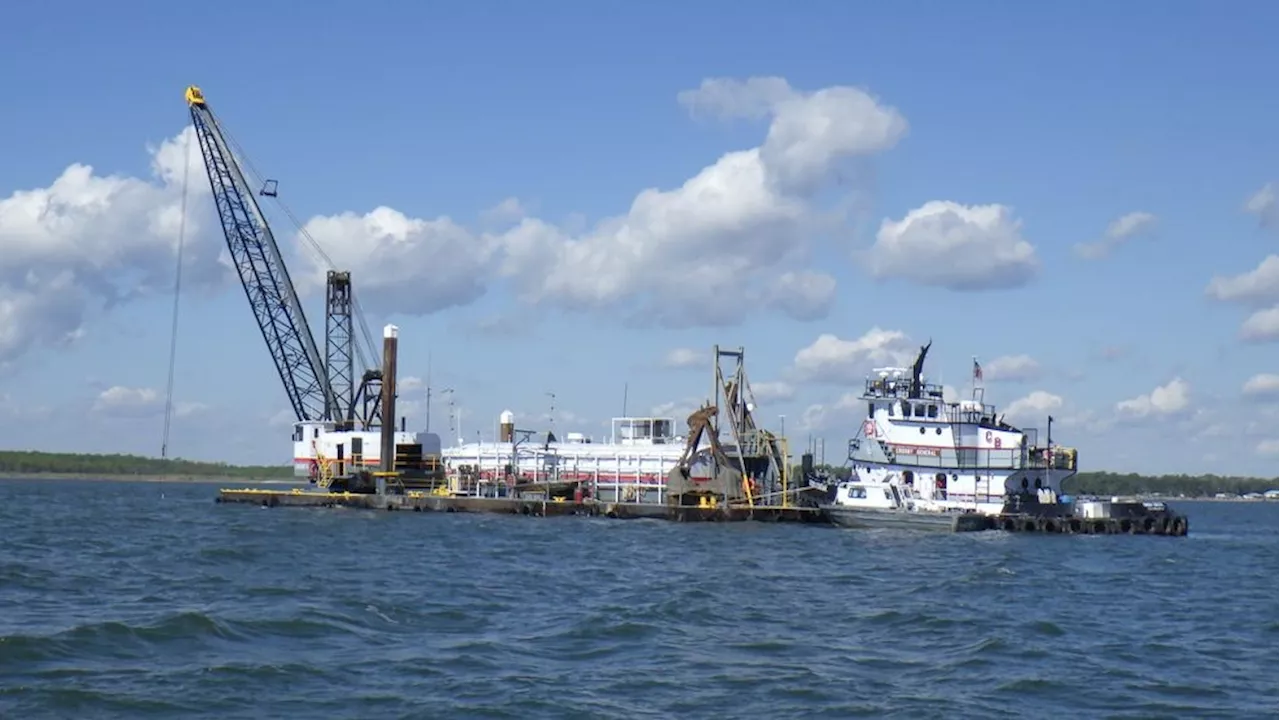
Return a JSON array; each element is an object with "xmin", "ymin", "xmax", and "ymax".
[{"xmin": 183, "ymin": 85, "xmax": 384, "ymax": 431}]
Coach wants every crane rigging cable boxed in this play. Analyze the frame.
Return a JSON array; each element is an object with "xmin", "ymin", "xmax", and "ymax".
[
  {"xmin": 213, "ymin": 123, "xmax": 380, "ymax": 371},
  {"xmin": 161, "ymin": 129, "xmax": 193, "ymax": 458}
]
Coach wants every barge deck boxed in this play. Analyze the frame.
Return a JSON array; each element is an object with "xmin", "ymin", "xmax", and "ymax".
[{"xmin": 216, "ymin": 487, "xmax": 829, "ymax": 523}]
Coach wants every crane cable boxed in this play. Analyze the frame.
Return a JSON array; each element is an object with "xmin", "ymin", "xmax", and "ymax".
[
  {"xmin": 161, "ymin": 129, "xmax": 193, "ymax": 458},
  {"xmin": 217, "ymin": 124, "xmax": 380, "ymax": 371}
]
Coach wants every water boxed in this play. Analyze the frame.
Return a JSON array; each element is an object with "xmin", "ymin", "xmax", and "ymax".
[{"xmin": 0, "ymin": 480, "xmax": 1275, "ymax": 719}]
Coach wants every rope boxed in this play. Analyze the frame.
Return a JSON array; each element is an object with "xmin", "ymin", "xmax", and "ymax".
[{"xmin": 161, "ymin": 129, "xmax": 193, "ymax": 458}]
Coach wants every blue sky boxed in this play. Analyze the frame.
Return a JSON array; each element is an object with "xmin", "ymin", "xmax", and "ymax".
[{"xmin": 0, "ymin": 0, "xmax": 1276, "ymax": 476}]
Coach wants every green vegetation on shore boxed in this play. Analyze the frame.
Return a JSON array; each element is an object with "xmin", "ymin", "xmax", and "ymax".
[
  {"xmin": 796, "ymin": 463, "xmax": 1278, "ymax": 498},
  {"xmin": 2, "ymin": 451, "xmax": 1276, "ymax": 496},
  {"xmin": 0, "ymin": 450, "xmax": 292, "ymax": 479}
]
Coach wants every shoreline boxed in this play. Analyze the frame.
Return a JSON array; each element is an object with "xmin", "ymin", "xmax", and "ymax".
[
  {"xmin": 0, "ymin": 473, "xmax": 1273, "ymax": 501},
  {"xmin": 0, "ymin": 472, "xmax": 300, "ymax": 484}
]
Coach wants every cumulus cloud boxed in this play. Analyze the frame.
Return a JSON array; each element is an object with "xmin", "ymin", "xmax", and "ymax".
[
  {"xmin": 0, "ymin": 127, "xmax": 226, "ymax": 363},
  {"xmin": 313, "ymin": 76, "xmax": 905, "ymax": 326},
  {"xmin": 1115, "ymin": 378, "xmax": 1191, "ymax": 420},
  {"xmin": 1002, "ymin": 390, "xmax": 1063, "ymax": 422},
  {"xmin": 791, "ymin": 328, "xmax": 917, "ymax": 384},
  {"xmin": 1244, "ymin": 182, "xmax": 1278, "ymax": 229},
  {"xmin": 479, "ymin": 197, "xmax": 528, "ymax": 229},
  {"xmin": 1205, "ymin": 254, "xmax": 1278, "ymax": 307},
  {"xmin": 494, "ymin": 76, "xmax": 906, "ymax": 325},
  {"xmin": 295, "ymin": 207, "xmax": 494, "ymax": 314},
  {"xmin": 1242, "ymin": 373, "xmax": 1278, "ymax": 401},
  {"xmin": 865, "ymin": 201, "xmax": 1038, "ymax": 290},
  {"xmin": 1074, "ymin": 211, "xmax": 1157, "ymax": 260},
  {"xmin": 91, "ymin": 385, "xmax": 207, "ymax": 419},
  {"xmin": 1239, "ymin": 306, "xmax": 1279, "ymax": 343},
  {"xmin": 796, "ymin": 392, "xmax": 863, "ymax": 433},
  {"xmin": 1205, "ymin": 255, "xmax": 1278, "ymax": 343},
  {"xmin": 983, "ymin": 354, "xmax": 1041, "ymax": 382}
]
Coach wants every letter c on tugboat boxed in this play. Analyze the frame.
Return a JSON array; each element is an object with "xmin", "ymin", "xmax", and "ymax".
[{"xmin": 984, "ymin": 430, "xmax": 993, "ymax": 443}]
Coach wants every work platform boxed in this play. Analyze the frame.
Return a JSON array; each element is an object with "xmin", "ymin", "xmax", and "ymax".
[{"xmin": 215, "ymin": 487, "xmax": 830, "ymax": 524}]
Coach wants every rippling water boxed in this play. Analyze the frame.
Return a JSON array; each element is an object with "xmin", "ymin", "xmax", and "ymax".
[{"xmin": 0, "ymin": 479, "xmax": 1275, "ymax": 718}]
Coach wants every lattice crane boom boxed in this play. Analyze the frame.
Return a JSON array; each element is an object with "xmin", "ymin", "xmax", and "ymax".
[{"xmin": 184, "ymin": 85, "xmax": 340, "ymax": 423}]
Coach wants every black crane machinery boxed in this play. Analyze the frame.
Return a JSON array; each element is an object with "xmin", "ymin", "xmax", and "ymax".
[{"xmin": 183, "ymin": 85, "xmax": 385, "ymax": 432}]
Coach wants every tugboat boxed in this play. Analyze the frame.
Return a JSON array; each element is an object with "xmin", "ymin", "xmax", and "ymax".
[{"xmin": 823, "ymin": 341, "xmax": 1189, "ymax": 536}]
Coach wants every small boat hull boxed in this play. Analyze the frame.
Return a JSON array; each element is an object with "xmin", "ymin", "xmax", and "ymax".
[{"xmin": 821, "ymin": 505, "xmax": 992, "ymax": 533}]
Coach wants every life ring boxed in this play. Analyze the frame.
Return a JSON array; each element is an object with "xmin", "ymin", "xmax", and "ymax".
[
  {"xmin": 1090, "ymin": 520, "xmax": 1107, "ymax": 534},
  {"xmin": 1042, "ymin": 517, "xmax": 1059, "ymax": 533}
]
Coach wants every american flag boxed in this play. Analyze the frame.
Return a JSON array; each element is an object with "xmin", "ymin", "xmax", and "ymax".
[{"xmin": 972, "ymin": 359, "xmax": 983, "ymax": 381}]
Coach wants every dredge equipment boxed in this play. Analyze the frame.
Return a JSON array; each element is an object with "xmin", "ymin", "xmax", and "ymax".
[
  {"xmin": 666, "ymin": 345, "xmax": 801, "ymax": 509},
  {"xmin": 182, "ymin": 85, "xmax": 443, "ymax": 492}
]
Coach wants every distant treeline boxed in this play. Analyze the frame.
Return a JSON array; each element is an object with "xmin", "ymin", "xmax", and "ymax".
[
  {"xmin": 1062, "ymin": 471, "xmax": 1278, "ymax": 498},
  {"xmin": 797, "ymin": 464, "xmax": 1278, "ymax": 498},
  {"xmin": 2, "ymin": 451, "xmax": 1276, "ymax": 495},
  {"xmin": 0, "ymin": 451, "xmax": 293, "ymax": 479}
]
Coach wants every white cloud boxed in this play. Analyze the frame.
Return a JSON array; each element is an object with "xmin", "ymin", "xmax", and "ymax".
[
  {"xmin": 768, "ymin": 271, "xmax": 837, "ymax": 321},
  {"xmin": 0, "ymin": 127, "xmax": 226, "ymax": 363},
  {"xmin": 90, "ymin": 385, "xmax": 207, "ymax": 420},
  {"xmin": 1240, "ymin": 306, "xmax": 1279, "ymax": 343},
  {"xmin": 866, "ymin": 200, "xmax": 1038, "ymax": 290},
  {"xmin": 398, "ymin": 376, "xmax": 425, "ymax": 392},
  {"xmin": 1242, "ymin": 373, "xmax": 1279, "ymax": 400},
  {"xmin": 796, "ymin": 392, "xmax": 863, "ymax": 433},
  {"xmin": 92, "ymin": 386, "xmax": 162, "ymax": 417},
  {"xmin": 660, "ymin": 348, "xmax": 704, "ymax": 369},
  {"xmin": 1244, "ymin": 182, "xmax": 1278, "ymax": 229},
  {"xmin": 1003, "ymin": 390, "xmax": 1063, "ymax": 422},
  {"xmin": 1115, "ymin": 378, "xmax": 1191, "ymax": 419},
  {"xmin": 1205, "ymin": 255, "xmax": 1278, "ymax": 308},
  {"xmin": 983, "ymin": 354, "xmax": 1041, "ymax": 382},
  {"xmin": 479, "ymin": 197, "xmax": 528, "ymax": 228},
  {"xmin": 1074, "ymin": 211, "xmax": 1157, "ymax": 260},
  {"xmin": 651, "ymin": 398, "xmax": 703, "ymax": 426},
  {"xmin": 494, "ymin": 77, "xmax": 906, "ymax": 326},
  {"xmin": 1256, "ymin": 439, "xmax": 1279, "ymax": 456},
  {"xmin": 295, "ymin": 207, "xmax": 495, "ymax": 315},
  {"xmin": 791, "ymin": 328, "xmax": 917, "ymax": 384}
]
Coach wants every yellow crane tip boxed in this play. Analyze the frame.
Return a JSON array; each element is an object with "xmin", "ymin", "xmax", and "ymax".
[{"xmin": 184, "ymin": 86, "xmax": 206, "ymax": 106}]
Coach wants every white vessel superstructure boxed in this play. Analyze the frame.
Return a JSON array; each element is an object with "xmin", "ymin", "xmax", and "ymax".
[
  {"xmin": 441, "ymin": 413, "xmax": 702, "ymax": 502},
  {"xmin": 839, "ymin": 341, "xmax": 1078, "ymax": 517}
]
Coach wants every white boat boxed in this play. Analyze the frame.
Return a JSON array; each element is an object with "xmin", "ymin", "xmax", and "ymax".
[
  {"xmin": 828, "ymin": 340, "xmax": 1079, "ymax": 524},
  {"xmin": 822, "ymin": 477, "xmax": 993, "ymax": 531}
]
